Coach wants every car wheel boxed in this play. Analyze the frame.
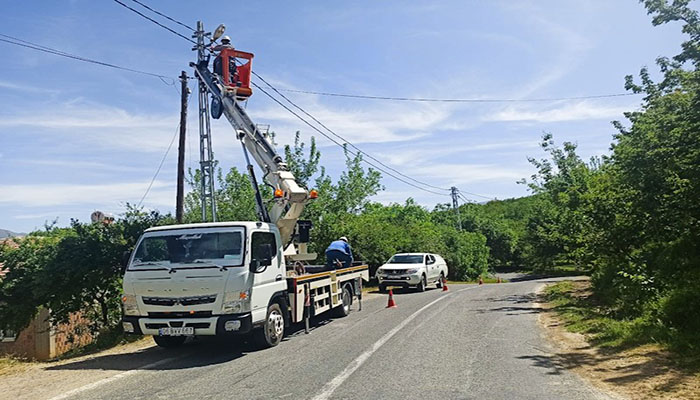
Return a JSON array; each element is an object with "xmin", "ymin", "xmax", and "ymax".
[
  {"xmin": 416, "ymin": 275, "xmax": 426, "ymax": 292},
  {"xmin": 334, "ymin": 286, "xmax": 352, "ymax": 317},
  {"xmin": 253, "ymin": 303, "xmax": 285, "ymax": 348},
  {"xmin": 436, "ymin": 272, "xmax": 444, "ymax": 288},
  {"xmin": 378, "ymin": 284, "xmax": 387, "ymax": 293},
  {"xmin": 153, "ymin": 335, "xmax": 186, "ymax": 348}
]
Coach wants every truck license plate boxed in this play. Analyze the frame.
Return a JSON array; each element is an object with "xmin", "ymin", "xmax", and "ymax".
[
  {"xmin": 389, "ymin": 275, "xmax": 402, "ymax": 279},
  {"xmin": 158, "ymin": 327, "xmax": 194, "ymax": 336}
]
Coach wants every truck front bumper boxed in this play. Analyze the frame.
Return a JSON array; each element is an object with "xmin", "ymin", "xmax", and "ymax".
[
  {"xmin": 377, "ymin": 274, "xmax": 422, "ymax": 286},
  {"xmin": 122, "ymin": 313, "xmax": 253, "ymax": 336}
]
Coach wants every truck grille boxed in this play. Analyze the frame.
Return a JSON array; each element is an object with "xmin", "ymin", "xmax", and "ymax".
[
  {"xmin": 384, "ymin": 269, "xmax": 409, "ymax": 275},
  {"xmin": 142, "ymin": 294, "xmax": 217, "ymax": 306},
  {"xmin": 148, "ymin": 311, "xmax": 213, "ymax": 318}
]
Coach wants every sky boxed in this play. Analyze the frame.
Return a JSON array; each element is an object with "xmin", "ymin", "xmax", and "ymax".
[{"xmin": 0, "ymin": 0, "xmax": 688, "ymax": 233}]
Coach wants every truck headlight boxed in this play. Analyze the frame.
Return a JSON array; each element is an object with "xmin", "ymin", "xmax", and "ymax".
[
  {"xmin": 406, "ymin": 269, "xmax": 420, "ymax": 274},
  {"xmin": 121, "ymin": 294, "xmax": 139, "ymax": 316},
  {"xmin": 222, "ymin": 290, "xmax": 250, "ymax": 314}
]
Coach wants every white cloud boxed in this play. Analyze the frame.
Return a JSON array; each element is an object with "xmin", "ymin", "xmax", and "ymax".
[
  {"xmin": 0, "ymin": 181, "xmax": 174, "ymax": 208},
  {"xmin": 408, "ymin": 163, "xmax": 525, "ymax": 186},
  {"xmin": 376, "ymin": 140, "xmax": 540, "ymax": 167},
  {"xmin": 0, "ymin": 100, "xmax": 180, "ymax": 153},
  {"xmin": 252, "ymin": 101, "xmax": 447, "ymax": 146},
  {"xmin": 16, "ymin": 159, "xmax": 152, "ymax": 173},
  {"xmin": 486, "ymin": 101, "xmax": 631, "ymax": 123},
  {"xmin": 0, "ymin": 80, "xmax": 59, "ymax": 94}
]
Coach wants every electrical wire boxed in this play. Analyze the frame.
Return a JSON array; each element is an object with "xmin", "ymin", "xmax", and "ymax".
[
  {"xmin": 0, "ymin": 34, "xmax": 174, "ymax": 82},
  {"xmin": 268, "ymin": 87, "xmax": 640, "ymax": 103},
  {"xmin": 99, "ymin": 0, "xmax": 506, "ymax": 200},
  {"xmin": 456, "ymin": 188, "xmax": 494, "ymax": 201},
  {"xmin": 137, "ymin": 122, "xmax": 180, "ymax": 208},
  {"xmin": 251, "ymin": 71, "xmax": 451, "ymax": 192},
  {"xmin": 111, "ymin": 0, "xmax": 197, "ymax": 45},
  {"xmin": 128, "ymin": 0, "xmax": 195, "ymax": 32},
  {"xmin": 250, "ymin": 80, "xmax": 449, "ymax": 197},
  {"xmin": 138, "ymin": 75, "xmax": 195, "ymax": 207}
]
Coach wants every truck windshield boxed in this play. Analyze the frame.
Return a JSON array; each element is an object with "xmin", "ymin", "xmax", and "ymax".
[
  {"xmin": 132, "ymin": 230, "xmax": 244, "ymax": 267},
  {"xmin": 388, "ymin": 255, "xmax": 423, "ymax": 264}
]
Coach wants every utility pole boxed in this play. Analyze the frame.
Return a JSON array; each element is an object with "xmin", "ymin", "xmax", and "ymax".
[
  {"xmin": 451, "ymin": 186, "xmax": 462, "ymax": 231},
  {"xmin": 193, "ymin": 21, "xmax": 217, "ymax": 222},
  {"xmin": 176, "ymin": 71, "xmax": 189, "ymax": 223}
]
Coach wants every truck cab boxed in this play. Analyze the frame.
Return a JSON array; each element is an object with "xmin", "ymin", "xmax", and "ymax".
[
  {"xmin": 122, "ymin": 221, "xmax": 289, "ymax": 348},
  {"xmin": 122, "ymin": 221, "xmax": 369, "ymax": 349}
]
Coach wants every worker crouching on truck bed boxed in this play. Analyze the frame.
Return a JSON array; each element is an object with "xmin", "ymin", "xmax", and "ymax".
[{"xmin": 325, "ymin": 236, "xmax": 353, "ymax": 270}]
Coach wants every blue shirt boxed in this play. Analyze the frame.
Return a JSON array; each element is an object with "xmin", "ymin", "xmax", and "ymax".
[{"xmin": 325, "ymin": 240, "xmax": 353, "ymax": 257}]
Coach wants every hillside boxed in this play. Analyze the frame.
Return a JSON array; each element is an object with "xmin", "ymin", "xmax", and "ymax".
[{"xmin": 0, "ymin": 229, "xmax": 23, "ymax": 239}]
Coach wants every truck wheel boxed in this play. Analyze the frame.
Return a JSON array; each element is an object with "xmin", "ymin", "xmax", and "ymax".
[
  {"xmin": 378, "ymin": 284, "xmax": 387, "ymax": 293},
  {"xmin": 153, "ymin": 335, "xmax": 186, "ymax": 348},
  {"xmin": 416, "ymin": 275, "xmax": 426, "ymax": 292},
  {"xmin": 436, "ymin": 273, "xmax": 444, "ymax": 288},
  {"xmin": 253, "ymin": 303, "xmax": 285, "ymax": 348},
  {"xmin": 334, "ymin": 286, "xmax": 352, "ymax": 317}
]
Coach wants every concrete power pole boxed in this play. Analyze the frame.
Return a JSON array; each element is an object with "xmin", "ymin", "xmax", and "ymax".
[
  {"xmin": 450, "ymin": 186, "xmax": 462, "ymax": 231},
  {"xmin": 176, "ymin": 71, "xmax": 189, "ymax": 223},
  {"xmin": 194, "ymin": 21, "xmax": 217, "ymax": 222}
]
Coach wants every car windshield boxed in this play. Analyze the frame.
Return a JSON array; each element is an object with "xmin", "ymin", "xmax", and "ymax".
[
  {"xmin": 132, "ymin": 230, "xmax": 244, "ymax": 267},
  {"xmin": 388, "ymin": 255, "xmax": 424, "ymax": 264}
]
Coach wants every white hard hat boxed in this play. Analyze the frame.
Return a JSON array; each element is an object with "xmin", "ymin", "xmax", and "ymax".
[
  {"xmin": 340, "ymin": 236, "xmax": 348, "ymax": 242},
  {"xmin": 221, "ymin": 35, "xmax": 231, "ymax": 43}
]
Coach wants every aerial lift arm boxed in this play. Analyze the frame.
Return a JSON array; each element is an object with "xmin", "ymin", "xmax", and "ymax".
[{"xmin": 192, "ymin": 59, "xmax": 312, "ymax": 253}]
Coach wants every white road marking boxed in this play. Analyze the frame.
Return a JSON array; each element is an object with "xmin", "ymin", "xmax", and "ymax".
[
  {"xmin": 311, "ymin": 286, "xmax": 476, "ymax": 400},
  {"xmin": 47, "ymin": 355, "xmax": 182, "ymax": 400}
]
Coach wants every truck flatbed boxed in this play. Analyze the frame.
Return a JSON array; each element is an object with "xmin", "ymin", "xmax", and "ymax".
[{"xmin": 286, "ymin": 264, "xmax": 369, "ymax": 323}]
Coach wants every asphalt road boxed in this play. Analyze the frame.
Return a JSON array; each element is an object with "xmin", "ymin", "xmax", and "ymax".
[{"xmin": 44, "ymin": 277, "xmax": 612, "ymax": 400}]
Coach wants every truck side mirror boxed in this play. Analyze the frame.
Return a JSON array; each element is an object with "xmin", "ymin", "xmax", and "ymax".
[
  {"xmin": 251, "ymin": 243, "xmax": 273, "ymax": 273},
  {"xmin": 121, "ymin": 250, "xmax": 131, "ymax": 273}
]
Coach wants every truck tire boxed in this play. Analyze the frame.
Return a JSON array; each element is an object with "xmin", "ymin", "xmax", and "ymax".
[
  {"xmin": 253, "ymin": 303, "xmax": 285, "ymax": 348},
  {"xmin": 153, "ymin": 335, "xmax": 186, "ymax": 348},
  {"xmin": 378, "ymin": 284, "xmax": 387, "ymax": 293},
  {"xmin": 416, "ymin": 275, "xmax": 426, "ymax": 292},
  {"xmin": 436, "ymin": 272, "xmax": 445, "ymax": 288},
  {"xmin": 333, "ymin": 286, "xmax": 352, "ymax": 318}
]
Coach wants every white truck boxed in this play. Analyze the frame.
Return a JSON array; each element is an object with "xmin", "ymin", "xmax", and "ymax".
[
  {"xmin": 121, "ymin": 30, "xmax": 368, "ymax": 349},
  {"xmin": 376, "ymin": 253, "xmax": 448, "ymax": 292}
]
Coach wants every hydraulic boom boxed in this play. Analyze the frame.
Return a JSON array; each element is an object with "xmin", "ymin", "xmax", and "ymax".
[{"xmin": 192, "ymin": 49, "xmax": 312, "ymax": 256}]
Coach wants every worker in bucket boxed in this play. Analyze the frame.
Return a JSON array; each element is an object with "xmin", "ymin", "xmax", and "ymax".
[
  {"xmin": 212, "ymin": 36, "xmax": 236, "ymax": 84},
  {"xmin": 325, "ymin": 236, "xmax": 353, "ymax": 270}
]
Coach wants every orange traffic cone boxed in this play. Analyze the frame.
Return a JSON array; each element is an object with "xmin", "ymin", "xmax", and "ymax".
[
  {"xmin": 386, "ymin": 289, "xmax": 397, "ymax": 308},
  {"xmin": 442, "ymin": 276, "xmax": 449, "ymax": 292},
  {"xmin": 478, "ymin": 276, "xmax": 484, "ymax": 285},
  {"xmin": 497, "ymin": 277, "xmax": 502, "ymax": 283}
]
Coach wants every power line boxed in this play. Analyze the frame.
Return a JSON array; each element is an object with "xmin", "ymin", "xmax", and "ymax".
[
  {"xmin": 250, "ymin": 80, "xmax": 449, "ymax": 197},
  {"xmin": 456, "ymin": 188, "xmax": 494, "ymax": 201},
  {"xmin": 251, "ymin": 70, "xmax": 451, "ymax": 192},
  {"xmin": 267, "ymin": 87, "xmax": 640, "ymax": 103},
  {"xmin": 128, "ymin": 0, "xmax": 195, "ymax": 32},
  {"xmin": 0, "ymin": 34, "xmax": 174, "ymax": 82},
  {"xmin": 137, "ymin": 122, "xmax": 181, "ymax": 208},
  {"xmin": 111, "ymin": 0, "xmax": 196, "ymax": 45},
  {"xmin": 100, "ymin": 1, "xmax": 498, "ymax": 199}
]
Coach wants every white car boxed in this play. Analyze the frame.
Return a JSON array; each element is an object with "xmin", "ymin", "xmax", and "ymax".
[{"xmin": 376, "ymin": 253, "xmax": 449, "ymax": 292}]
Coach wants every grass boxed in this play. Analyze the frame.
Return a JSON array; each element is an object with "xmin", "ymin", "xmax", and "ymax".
[
  {"xmin": 545, "ymin": 281, "xmax": 700, "ymax": 369},
  {"xmin": 56, "ymin": 328, "xmax": 142, "ymax": 360},
  {"xmin": 0, "ymin": 356, "xmax": 30, "ymax": 376}
]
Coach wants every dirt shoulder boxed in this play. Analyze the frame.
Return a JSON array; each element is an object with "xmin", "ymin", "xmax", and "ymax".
[
  {"xmin": 0, "ymin": 337, "xmax": 156, "ymax": 400},
  {"xmin": 537, "ymin": 279, "xmax": 700, "ymax": 400}
]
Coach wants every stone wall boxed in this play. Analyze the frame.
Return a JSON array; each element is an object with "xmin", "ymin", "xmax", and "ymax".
[
  {"xmin": 54, "ymin": 312, "xmax": 94, "ymax": 356},
  {"xmin": 0, "ymin": 308, "xmax": 51, "ymax": 360},
  {"xmin": 0, "ymin": 309, "xmax": 94, "ymax": 360}
]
